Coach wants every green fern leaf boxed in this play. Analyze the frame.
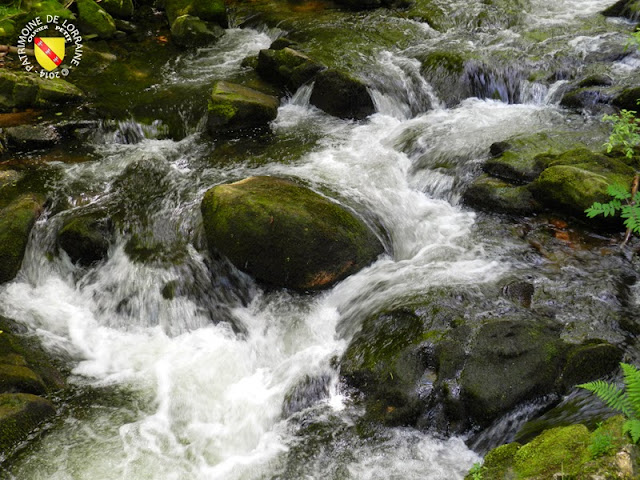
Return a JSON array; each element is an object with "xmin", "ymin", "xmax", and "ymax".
[
  {"xmin": 621, "ymin": 363, "xmax": 640, "ymax": 418},
  {"xmin": 585, "ymin": 203, "xmax": 605, "ymax": 218},
  {"xmin": 607, "ymin": 183, "xmax": 632, "ymax": 200},
  {"xmin": 623, "ymin": 419, "xmax": 640, "ymax": 443},
  {"xmin": 621, "ymin": 205, "xmax": 640, "ymax": 234},
  {"xmin": 579, "ymin": 380, "xmax": 633, "ymax": 417}
]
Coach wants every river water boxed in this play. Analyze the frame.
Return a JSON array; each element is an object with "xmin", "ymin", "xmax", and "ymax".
[{"xmin": 0, "ymin": 0, "xmax": 633, "ymax": 477}]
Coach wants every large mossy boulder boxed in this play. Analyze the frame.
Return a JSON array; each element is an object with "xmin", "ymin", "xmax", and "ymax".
[
  {"xmin": 57, "ymin": 211, "xmax": 112, "ymax": 266},
  {"xmin": 612, "ymin": 86, "xmax": 640, "ymax": 111},
  {"xmin": 200, "ymin": 176, "xmax": 383, "ymax": 290},
  {"xmin": 256, "ymin": 48, "xmax": 325, "ymax": 91},
  {"xmin": 602, "ymin": 0, "xmax": 640, "ymax": 19},
  {"xmin": 0, "ymin": 70, "xmax": 84, "ymax": 113},
  {"xmin": 171, "ymin": 15, "xmax": 224, "ymax": 48},
  {"xmin": 468, "ymin": 417, "xmax": 638, "ymax": 479},
  {"xmin": 309, "ymin": 69, "xmax": 375, "ymax": 120},
  {"xmin": 76, "ymin": 0, "xmax": 117, "ymax": 39},
  {"xmin": 165, "ymin": 0, "xmax": 227, "ymax": 27},
  {"xmin": 529, "ymin": 149, "xmax": 635, "ymax": 217},
  {"xmin": 0, "ymin": 194, "xmax": 44, "ymax": 285},
  {"xmin": 0, "ymin": 393, "xmax": 56, "ymax": 454},
  {"xmin": 207, "ymin": 81, "xmax": 279, "ymax": 133}
]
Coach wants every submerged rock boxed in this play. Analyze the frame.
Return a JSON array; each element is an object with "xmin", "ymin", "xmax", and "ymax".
[
  {"xmin": 76, "ymin": 0, "xmax": 117, "ymax": 39},
  {"xmin": 3, "ymin": 125, "xmax": 60, "ymax": 151},
  {"xmin": 171, "ymin": 15, "xmax": 224, "ymax": 48},
  {"xmin": 200, "ymin": 176, "xmax": 383, "ymax": 290},
  {"xmin": 0, "ymin": 393, "xmax": 56, "ymax": 454},
  {"xmin": 207, "ymin": 81, "xmax": 279, "ymax": 133},
  {"xmin": 57, "ymin": 211, "xmax": 112, "ymax": 266},
  {"xmin": 256, "ymin": 47, "xmax": 325, "ymax": 91},
  {"xmin": 0, "ymin": 70, "xmax": 84, "ymax": 113},
  {"xmin": 309, "ymin": 69, "xmax": 375, "ymax": 120},
  {"xmin": 0, "ymin": 194, "xmax": 44, "ymax": 285}
]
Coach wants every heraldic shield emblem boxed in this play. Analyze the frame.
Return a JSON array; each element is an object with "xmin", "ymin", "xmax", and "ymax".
[{"xmin": 34, "ymin": 37, "xmax": 65, "ymax": 72}]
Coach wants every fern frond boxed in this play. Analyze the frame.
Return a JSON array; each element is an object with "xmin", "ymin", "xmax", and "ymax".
[
  {"xmin": 623, "ymin": 419, "xmax": 640, "ymax": 443},
  {"xmin": 621, "ymin": 205, "xmax": 640, "ymax": 235},
  {"xmin": 579, "ymin": 380, "xmax": 633, "ymax": 417},
  {"xmin": 586, "ymin": 203, "xmax": 605, "ymax": 218},
  {"xmin": 621, "ymin": 363, "xmax": 640, "ymax": 418},
  {"xmin": 607, "ymin": 183, "xmax": 632, "ymax": 200}
]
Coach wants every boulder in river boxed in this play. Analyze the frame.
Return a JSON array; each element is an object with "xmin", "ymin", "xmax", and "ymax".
[
  {"xmin": 57, "ymin": 211, "xmax": 112, "ymax": 266},
  {"xmin": 76, "ymin": 0, "xmax": 117, "ymax": 39},
  {"xmin": 256, "ymin": 47, "xmax": 325, "ymax": 91},
  {"xmin": 0, "ymin": 194, "xmax": 45, "ymax": 285},
  {"xmin": 100, "ymin": 0, "xmax": 134, "ymax": 18},
  {"xmin": 0, "ymin": 393, "xmax": 56, "ymax": 453},
  {"xmin": 602, "ymin": 0, "xmax": 640, "ymax": 20},
  {"xmin": 309, "ymin": 69, "xmax": 375, "ymax": 120},
  {"xmin": 612, "ymin": 86, "xmax": 640, "ymax": 111},
  {"xmin": 171, "ymin": 15, "xmax": 225, "ymax": 48},
  {"xmin": 462, "ymin": 175, "xmax": 540, "ymax": 215},
  {"xmin": 207, "ymin": 81, "xmax": 279, "ymax": 133},
  {"xmin": 200, "ymin": 176, "xmax": 383, "ymax": 290},
  {"xmin": 3, "ymin": 125, "xmax": 60, "ymax": 151}
]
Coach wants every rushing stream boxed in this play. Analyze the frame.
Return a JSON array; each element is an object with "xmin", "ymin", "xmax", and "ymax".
[{"xmin": 0, "ymin": 0, "xmax": 636, "ymax": 477}]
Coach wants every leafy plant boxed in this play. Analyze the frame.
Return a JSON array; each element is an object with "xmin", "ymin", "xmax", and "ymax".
[
  {"xmin": 468, "ymin": 462, "xmax": 484, "ymax": 480},
  {"xmin": 603, "ymin": 109, "xmax": 640, "ymax": 161},
  {"xmin": 588, "ymin": 424, "xmax": 615, "ymax": 459},
  {"xmin": 585, "ymin": 181, "xmax": 640, "ymax": 239},
  {"xmin": 579, "ymin": 363, "xmax": 640, "ymax": 444}
]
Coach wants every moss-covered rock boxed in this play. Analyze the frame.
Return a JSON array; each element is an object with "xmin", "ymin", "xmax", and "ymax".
[
  {"xmin": 200, "ymin": 176, "xmax": 383, "ymax": 290},
  {"xmin": 0, "ymin": 194, "xmax": 44, "ymax": 285},
  {"xmin": 530, "ymin": 150, "xmax": 635, "ymax": 217},
  {"xmin": 165, "ymin": 0, "xmax": 227, "ymax": 27},
  {"xmin": 76, "ymin": 0, "xmax": 117, "ymax": 39},
  {"xmin": 206, "ymin": 81, "xmax": 279, "ymax": 133},
  {"xmin": 0, "ymin": 364, "xmax": 47, "ymax": 396},
  {"xmin": 0, "ymin": 393, "xmax": 55, "ymax": 454},
  {"xmin": 473, "ymin": 417, "xmax": 638, "ymax": 479},
  {"xmin": 560, "ymin": 86, "xmax": 610, "ymax": 111},
  {"xmin": 0, "ymin": 70, "xmax": 84, "ymax": 113},
  {"xmin": 57, "ymin": 211, "xmax": 112, "ymax": 266},
  {"xmin": 309, "ymin": 69, "xmax": 375, "ymax": 120},
  {"xmin": 100, "ymin": 0, "xmax": 134, "ymax": 18},
  {"xmin": 170, "ymin": 15, "xmax": 224, "ymax": 48},
  {"xmin": 463, "ymin": 175, "xmax": 540, "ymax": 215},
  {"xmin": 256, "ymin": 47, "xmax": 325, "ymax": 91}
]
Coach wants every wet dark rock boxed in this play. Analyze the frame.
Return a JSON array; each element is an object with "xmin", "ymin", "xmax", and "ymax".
[
  {"xmin": 602, "ymin": 0, "xmax": 640, "ymax": 20},
  {"xmin": 577, "ymin": 74, "xmax": 613, "ymax": 88},
  {"xmin": 269, "ymin": 37, "xmax": 297, "ymax": 51},
  {"xmin": 3, "ymin": 125, "xmax": 60, "ymax": 151},
  {"xmin": 560, "ymin": 87, "xmax": 611, "ymax": 111},
  {"xmin": 309, "ymin": 69, "xmax": 375, "ymax": 120},
  {"xmin": 612, "ymin": 86, "xmax": 640, "ymax": 112},
  {"xmin": 256, "ymin": 48, "xmax": 325, "ymax": 91},
  {"xmin": 559, "ymin": 341, "xmax": 622, "ymax": 390},
  {"xmin": 502, "ymin": 280, "xmax": 535, "ymax": 309},
  {"xmin": 200, "ymin": 176, "xmax": 383, "ymax": 290},
  {"xmin": 283, "ymin": 375, "xmax": 332, "ymax": 416},
  {"xmin": 171, "ymin": 15, "xmax": 225, "ymax": 48},
  {"xmin": 113, "ymin": 18, "xmax": 137, "ymax": 33},
  {"xmin": 463, "ymin": 175, "xmax": 540, "ymax": 215},
  {"xmin": 0, "ymin": 194, "xmax": 44, "ymax": 285},
  {"xmin": 57, "ymin": 211, "xmax": 112, "ymax": 266},
  {"xmin": 207, "ymin": 81, "xmax": 279, "ymax": 133},
  {"xmin": 0, "ymin": 393, "xmax": 56, "ymax": 454},
  {"xmin": 240, "ymin": 55, "xmax": 259, "ymax": 69}
]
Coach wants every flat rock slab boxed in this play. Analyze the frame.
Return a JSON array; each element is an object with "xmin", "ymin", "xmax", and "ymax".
[{"xmin": 207, "ymin": 81, "xmax": 279, "ymax": 133}]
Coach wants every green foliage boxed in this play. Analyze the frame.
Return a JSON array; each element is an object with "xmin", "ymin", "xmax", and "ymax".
[
  {"xmin": 580, "ymin": 363, "xmax": 640, "ymax": 443},
  {"xmin": 468, "ymin": 462, "xmax": 484, "ymax": 480},
  {"xmin": 588, "ymin": 424, "xmax": 615, "ymax": 459},
  {"xmin": 585, "ymin": 183, "xmax": 640, "ymax": 235},
  {"xmin": 603, "ymin": 109, "xmax": 640, "ymax": 161}
]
